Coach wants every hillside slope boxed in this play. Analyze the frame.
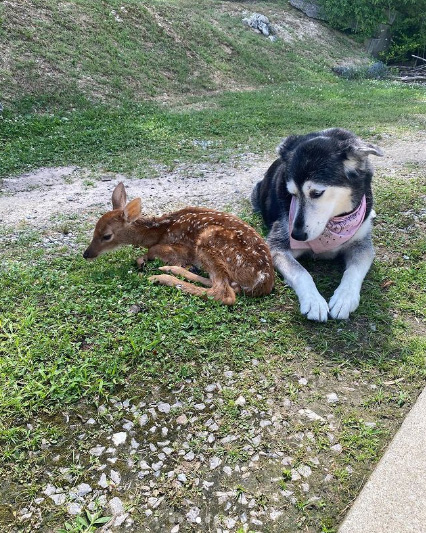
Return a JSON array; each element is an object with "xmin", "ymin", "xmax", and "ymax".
[{"xmin": 0, "ymin": 0, "xmax": 369, "ymax": 107}]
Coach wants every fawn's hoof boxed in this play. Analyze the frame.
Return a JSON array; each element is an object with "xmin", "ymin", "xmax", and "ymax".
[{"xmin": 136, "ymin": 256, "xmax": 147, "ymax": 269}]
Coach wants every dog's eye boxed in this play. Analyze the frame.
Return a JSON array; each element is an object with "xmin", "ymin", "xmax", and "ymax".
[
  {"xmin": 310, "ymin": 190, "xmax": 325, "ymax": 199},
  {"xmin": 102, "ymin": 234, "xmax": 113, "ymax": 241}
]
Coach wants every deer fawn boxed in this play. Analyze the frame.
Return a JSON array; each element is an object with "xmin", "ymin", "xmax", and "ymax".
[{"xmin": 83, "ymin": 183, "xmax": 274, "ymax": 305}]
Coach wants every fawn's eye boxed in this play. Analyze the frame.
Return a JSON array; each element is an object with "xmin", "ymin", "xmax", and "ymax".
[
  {"xmin": 310, "ymin": 190, "xmax": 325, "ymax": 199},
  {"xmin": 102, "ymin": 234, "xmax": 112, "ymax": 241}
]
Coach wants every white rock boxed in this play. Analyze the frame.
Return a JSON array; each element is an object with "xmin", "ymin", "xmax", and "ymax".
[
  {"xmin": 112, "ymin": 432, "xmax": 127, "ymax": 446},
  {"xmin": 194, "ymin": 403, "xmax": 206, "ymax": 411},
  {"xmin": 43, "ymin": 484, "xmax": 57, "ymax": 496},
  {"xmin": 205, "ymin": 384, "xmax": 216, "ymax": 392},
  {"xmin": 139, "ymin": 460, "xmax": 151, "ymax": 470},
  {"xmin": 176, "ymin": 414, "xmax": 188, "ymax": 425},
  {"xmin": 327, "ymin": 393, "xmax": 339, "ymax": 404},
  {"xmin": 130, "ymin": 438, "xmax": 140, "ymax": 449},
  {"xmin": 122, "ymin": 421, "xmax": 134, "ymax": 431},
  {"xmin": 297, "ymin": 465, "xmax": 312, "ymax": 478},
  {"xmin": 148, "ymin": 496, "xmax": 164, "ymax": 509},
  {"xmin": 152, "ymin": 461, "xmax": 163, "ymax": 471},
  {"xmin": 109, "ymin": 496, "xmax": 124, "ymax": 516},
  {"xmin": 235, "ymin": 395, "xmax": 246, "ymax": 406},
  {"xmin": 98, "ymin": 473, "xmax": 108, "ymax": 488},
  {"xmin": 186, "ymin": 506, "xmax": 201, "ymax": 523},
  {"xmin": 163, "ymin": 447, "xmax": 174, "ymax": 455},
  {"xmin": 210, "ymin": 456, "xmax": 222, "ymax": 470},
  {"xmin": 223, "ymin": 466, "xmax": 232, "ymax": 476},
  {"xmin": 89, "ymin": 445, "xmax": 105, "ymax": 457},
  {"xmin": 184, "ymin": 451, "xmax": 195, "ymax": 461},
  {"xmin": 86, "ymin": 418, "xmax": 96, "ymax": 425},
  {"xmin": 331, "ymin": 443, "xmax": 343, "ymax": 453},
  {"xmin": 171, "ymin": 525, "xmax": 180, "ymax": 533},
  {"xmin": 270, "ymin": 509, "xmax": 283, "ymax": 521},
  {"xmin": 157, "ymin": 402, "xmax": 171, "ymax": 414},
  {"xmin": 298, "ymin": 377, "xmax": 308, "ymax": 386},
  {"xmin": 76, "ymin": 483, "xmax": 92, "ymax": 497},
  {"xmin": 67, "ymin": 502, "xmax": 82, "ymax": 515},
  {"xmin": 299, "ymin": 408, "xmax": 325, "ymax": 422},
  {"xmin": 50, "ymin": 493, "xmax": 66, "ymax": 505},
  {"xmin": 177, "ymin": 473, "xmax": 187, "ymax": 483},
  {"xmin": 110, "ymin": 470, "xmax": 121, "ymax": 485},
  {"xmin": 138, "ymin": 414, "xmax": 149, "ymax": 426}
]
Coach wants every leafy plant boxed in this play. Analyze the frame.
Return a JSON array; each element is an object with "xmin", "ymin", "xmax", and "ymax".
[{"xmin": 59, "ymin": 510, "xmax": 111, "ymax": 533}]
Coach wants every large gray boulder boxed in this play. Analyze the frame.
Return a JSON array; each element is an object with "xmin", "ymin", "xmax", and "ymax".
[{"xmin": 289, "ymin": 0, "xmax": 327, "ymax": 21}]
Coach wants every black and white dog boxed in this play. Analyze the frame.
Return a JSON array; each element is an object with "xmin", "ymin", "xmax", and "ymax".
[{"xmin": 252, "ymin": 128, "xmax": 383, "ymax": 321}]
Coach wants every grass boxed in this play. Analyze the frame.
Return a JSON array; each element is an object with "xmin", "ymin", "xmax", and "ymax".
[
  {"xmin": 1, "ymin": 80, "xmax": 425, "ymax": 178},
  {"xmin": 1, "ymin": 0, "xmax": 426, "ymax": 530}
]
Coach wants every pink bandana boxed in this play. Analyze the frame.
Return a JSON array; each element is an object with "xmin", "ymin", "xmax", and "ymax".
[{"xmin": 289, "ymin": 195, "xmax": 367, "ymax": 253}]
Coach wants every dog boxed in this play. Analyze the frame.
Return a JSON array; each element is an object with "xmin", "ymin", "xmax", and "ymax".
[{"xmin": 251, "ymin": 128, "xmax": 383, "ymax": 321}]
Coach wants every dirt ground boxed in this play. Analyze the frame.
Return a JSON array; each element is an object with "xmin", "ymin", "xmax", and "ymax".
[{"xmin": 1, "ymin": 132, "xmax": 425, "ymax": 228}]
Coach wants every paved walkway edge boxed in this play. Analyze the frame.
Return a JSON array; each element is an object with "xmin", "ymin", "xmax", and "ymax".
[{"xmin": 339, "ymin": 385, "xmax": 426, "ymax": 533}]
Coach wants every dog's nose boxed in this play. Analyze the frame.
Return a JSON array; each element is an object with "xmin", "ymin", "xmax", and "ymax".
[
  {"xmin": 83, "ymin": 249, "xmax": 90, "ymax": 259},
  {"xmin": 291, "ymin": 228, "xmax": 308, "ymax": 241}
]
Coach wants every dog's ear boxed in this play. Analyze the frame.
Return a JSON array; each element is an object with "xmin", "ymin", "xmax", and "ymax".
[
  {"xmin": 277, "ymin": 135, "xmax": 305, "ymax": 159},
  {"xmin": 341, "ymin": 139, "xmax": 384, "ymax": 159},
  {"xmin": 340, "ymin": 138, "xmax": 383, "ymax": 178}
]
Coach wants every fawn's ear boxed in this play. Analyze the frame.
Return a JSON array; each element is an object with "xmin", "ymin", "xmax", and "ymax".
[
  {"xmin": 112, "ymin": 182, "xmax": 127, "ymax": 210},
  {"xmin": 123, "ymin": 198, "xmax": 141, "ymax": 223}
]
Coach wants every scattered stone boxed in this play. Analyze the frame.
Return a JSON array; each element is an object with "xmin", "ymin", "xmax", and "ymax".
[
  {"xmin": 50, "ymin": 493, "xmax": 66, "ymax": 505},
  {"xmin": 331, "ymin": 443, "xmax": 343, "ymax": 454},
  {"xmin": 298, "ymin": 408, "xmax": 325, "ymax": 422},
  {"xmin": 110, "ymin": 470, "xmax": 121, "ymax": 485},
  {"xmin": 157, "ymin": 402, "xmax": 171, "ymax": 414},
  {"xmin": 176, "ymin": 414, "xmax": 188, "ymax": 425},
  {"xmin": 177, "ymin": 473, "xmax": 187, "ymax": 483},
  {"xmin": 186, "ymin": 506, "xmax": 201, "ymax": 524},
  {"xmin": 112, "ymin": 432, "xmax": 127, "ymax": 446},
  {"xmin": 76, "ymin": 483, "xmax": 92, "ymax": 497},
  {"xmin": 184, "ymin": 451, "xmax": 195, "ymax": 461},
  {"xmin": 109, "ymin": 496, "xmax": 124, "ymax": 516},
  {"xmin": 67, "ymin": 502, "xmax": 82, "ymax": 515},
  {"xmin": 194, "ymin": 403, "xmax": 206, "ymax": 411},
  {"xmin": 242, "ymin": 13, "xmax": 274, "ymax": 36},
  {"xmin": 98, "ymin": 473, "xmax": 109, "ymax": 488},
  {"xmin": 326, "ymin": 393, "xmax": 339, "ymax": 404},
  {"xmin": 43, "ymin": 484, "xmax": 57, "ymax": 496},
  {"xmin": 235, "ymin": 395, "xmax": 246, "ymax": 406},
  {"xmin": 138, "ymin": 414, "xmax": 149, "ymax": 426},
  {"xmin": 210, "ymin": 456, "xmax": 222, "ymax": 470},
  {"xmin": 297, "ymin": 465, "xmax": 312, "ymax": 478},
  {"xmin": 298, "ymin": 377, "xmax": 308, "ymax": 386},
  {"xmin": 89, "ymin": 445, "xmax": 105, "ymax": 457}
]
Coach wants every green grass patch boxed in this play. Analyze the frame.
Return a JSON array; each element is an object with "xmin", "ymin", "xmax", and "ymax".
[{"xmin": 1, "ymin": 80, "xmax": 425, "ymax": 178}]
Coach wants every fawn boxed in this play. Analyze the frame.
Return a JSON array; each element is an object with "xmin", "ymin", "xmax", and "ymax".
[{"xmin": 83, "ymin": 182, "xmax": 274, "ymax": 305}]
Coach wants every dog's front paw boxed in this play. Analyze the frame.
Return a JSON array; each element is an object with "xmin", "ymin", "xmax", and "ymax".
[
  {"xmin": 329, "ymin": 287, "xmax": 360, "ymax": 320},
  {"xmin": 299, "ymin": 291, "xmax": 329, "ymax": 322}
]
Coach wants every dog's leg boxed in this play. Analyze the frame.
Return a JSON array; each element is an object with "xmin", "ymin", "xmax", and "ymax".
[
  {"xmin": 272, "ymin": 250, "xmax": 329, "ymax": 321},
  {"xmin": 268, "ymin": 221, "xmax": 329, "ymax": 321},
  {"xmin": 329, "ymin": 240, "xmax": 374, "ymax": 320}
]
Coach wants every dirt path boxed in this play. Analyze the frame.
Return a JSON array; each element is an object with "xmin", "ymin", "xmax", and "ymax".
[{"xmin": 1, "ymin": 132, "xmax": 425, "ymax": 228}]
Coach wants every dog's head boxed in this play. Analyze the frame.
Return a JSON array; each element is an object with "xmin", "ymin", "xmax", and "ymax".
[{"xmin": 278, "ymin": 129, "xmax": 383, "ymax": 241}]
